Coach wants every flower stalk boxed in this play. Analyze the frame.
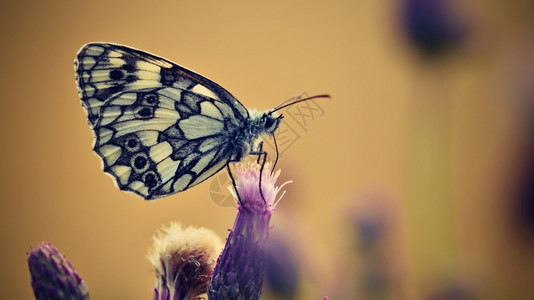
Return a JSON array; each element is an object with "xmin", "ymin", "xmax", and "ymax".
[{"xmin": 208, "ymin": 162, "xmax": 288, "ymax": 300}]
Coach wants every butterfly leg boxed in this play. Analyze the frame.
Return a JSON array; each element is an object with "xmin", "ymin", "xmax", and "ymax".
[
  {"xmin": 250, "ymin": 146, "xmax": 268, "ymax": 204},
  {"xmin": 228, "ymin": 143, "xmax": 268, "ymax": 207},
  {"xmin": 255, "ymin": 141, "xmax": 264, "ymax": 163},
  {"xmin": 226, "ymin": 163, "xmax": 247, "ymax": 209},
  {"xmin": 271, "ymin": 134, "xmax": 279, "ymax": 175}
]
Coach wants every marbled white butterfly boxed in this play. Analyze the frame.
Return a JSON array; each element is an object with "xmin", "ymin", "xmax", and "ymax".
[{"xmin": 74, "ymin": 43, "xmax": 329, "ymax": 200}]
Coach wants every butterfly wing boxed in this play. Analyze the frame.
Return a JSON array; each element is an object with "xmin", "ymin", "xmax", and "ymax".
[{"xmin": 74, "ymin": 43, "xmax": 248, "ymax": 199}]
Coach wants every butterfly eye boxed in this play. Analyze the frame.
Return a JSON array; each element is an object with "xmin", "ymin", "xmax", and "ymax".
[{"xmin": 264, "ymin": 116, "xmax": 278, "ymax": 131}]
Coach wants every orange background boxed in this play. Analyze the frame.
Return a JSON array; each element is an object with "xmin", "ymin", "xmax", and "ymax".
[{"xmin": 1, "ymin": 1, "xmax": 534, "ymax": 299}]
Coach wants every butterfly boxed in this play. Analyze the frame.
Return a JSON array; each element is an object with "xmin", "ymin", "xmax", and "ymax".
[{"xmin": 74, "ymin": 43, "xmax": 329, "ymax": 200}]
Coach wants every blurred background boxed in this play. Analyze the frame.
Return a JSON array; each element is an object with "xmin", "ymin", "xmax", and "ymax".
[{"xmin": 1, "ymin": 1, "xmax": 533, "ymax": 299}]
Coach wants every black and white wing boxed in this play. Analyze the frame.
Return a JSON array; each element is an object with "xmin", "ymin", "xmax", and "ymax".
[{"xmin": 74, "ymin": 43, "xmax": 248, "ymax": 200}]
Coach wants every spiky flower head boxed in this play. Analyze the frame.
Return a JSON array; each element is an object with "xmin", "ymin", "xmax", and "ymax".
[
  {"xmin": 27, "ymin": 242, "xmax": 90, "ymax": 300},
  {"xmin": 147, "ymin": 222, "xmax": 223, "ymax": 300},
  {"xmin": 208, "ymin": 162, "xmax": 289, "ymax": 300},
  {"xmin": 231, "ymin": 162, "xmax": 287, "ymax": 212}
]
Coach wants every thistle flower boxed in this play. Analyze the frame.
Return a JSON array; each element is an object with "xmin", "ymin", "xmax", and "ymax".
[
  {"xmin": 208, "ymin": 162, "xmax": 289, "ymax": 300},
  {"xmin": 146, "ymin": 222, "xmax": 223, "ymax": 300},
  {"xmin": 27, "ymin": 242, "xmax": 90, "ymax": 300},
  {"xmin": 401, "ymin": 0, "xmax": 467, "ymax": 58}
]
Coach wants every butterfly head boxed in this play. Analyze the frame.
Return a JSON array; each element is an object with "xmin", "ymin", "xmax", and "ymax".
[{"xmin": 261, "ymin": 112, "xmax": 283, "ymax": 135}]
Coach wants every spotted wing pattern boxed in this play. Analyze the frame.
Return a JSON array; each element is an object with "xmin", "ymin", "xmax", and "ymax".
[{"xmin": 74, "ymin": 43, "xmax": 248, "ymax": 199}]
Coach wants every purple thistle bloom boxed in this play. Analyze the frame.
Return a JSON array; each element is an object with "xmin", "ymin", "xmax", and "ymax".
[
  {"xmin": 146, "ymin": 222, "xmax": 223, "ymax": 300},
  {"xmin": 208, "ymin": 162, "xmax": 289, "ymax": 300},
  {"xmin": 27, "ymin": 242, "xmax": 90, "ymax": 300},
  {"xmin": 401, "ymin": 0, "xmax": 467, "ymax": 58}
]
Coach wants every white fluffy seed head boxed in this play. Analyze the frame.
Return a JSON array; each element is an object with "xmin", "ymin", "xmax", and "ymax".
[{"xmin": 146, "ymin": 222, "xmax": 224, "ymax": 299}]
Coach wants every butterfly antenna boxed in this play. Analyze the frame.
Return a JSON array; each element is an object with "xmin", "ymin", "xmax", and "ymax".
[
  {"xmin": 271, "ymin": 94, "xmax": 331, "ymax": 112},
  {"xmin": 272, "ymin": 93, "xmax": 307, "ymax": 111}
]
